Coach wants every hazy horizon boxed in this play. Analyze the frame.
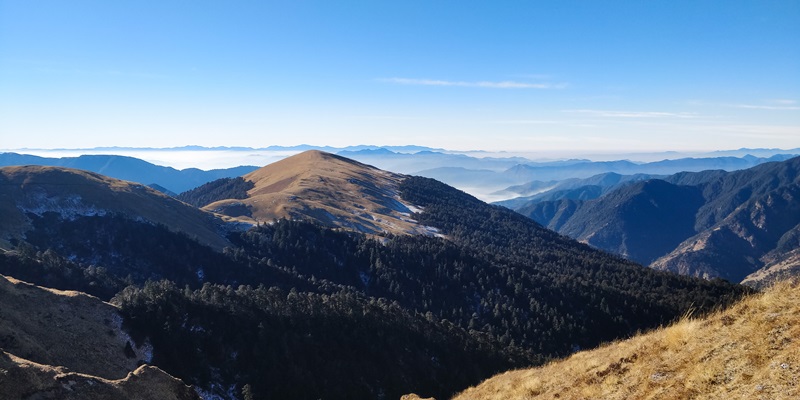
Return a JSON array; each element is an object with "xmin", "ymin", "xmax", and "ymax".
[{"xmin": 2, "ymin": 144, "xmax": 797, "ymax": 172}]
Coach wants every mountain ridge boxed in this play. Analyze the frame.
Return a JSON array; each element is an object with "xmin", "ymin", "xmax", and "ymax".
[
  {"xmin": 514, "ymin": 156, "xmax": 800, "ymax": 285},
  {"xmin": 0, "ymin": 165, "xmax": 232, "ymax": 250},
  {"xmin": 202, "ymin": 150, "xmax": 441, "ymax": 236},
  {"xmin": 4, "ymin": 149, "xmax": 796, "ymax": 203}
]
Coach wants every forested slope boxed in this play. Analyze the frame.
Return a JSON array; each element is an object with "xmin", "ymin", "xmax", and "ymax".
[
  {"xmin": 0, "ymin": 161, "xmax": 751, "ymax": 399},
  {"xmin": 514, "ymin": 157, "xmax": 800, "ymax": 284}
]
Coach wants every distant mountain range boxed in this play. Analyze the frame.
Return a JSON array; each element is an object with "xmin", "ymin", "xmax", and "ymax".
[
  {"xmin": 503, "ymin": 154, "xmax": 796, "ymax": 181},
  {"xmin": 510, "ymin": 156, "xmax": 800, "ymax": 286},
  {"xmin": 495, "ymin": 172, "xmax": 665, "ymax": 209},
  {"xmin": 341, "ymin": 151, "xmax": 799, "ymax": 200},
  {"xmin": 13, "ymin": 144, "xmax": 448, "ymax": 153},
  {"xmin": 0, "ymin": 153, "xmax": 258, "ymax": 194},
  {"xmin": 10, "ymin": 144, "xmax": 797, "ymax": 158},
  {"xmin": 2, "ymin": 149, "xmax": 798, "ymax": 202}
]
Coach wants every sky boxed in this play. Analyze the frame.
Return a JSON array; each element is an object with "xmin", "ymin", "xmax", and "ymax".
[{"xmin": 1, "ymin": 1, "xmax": 799, "ymax": 154}]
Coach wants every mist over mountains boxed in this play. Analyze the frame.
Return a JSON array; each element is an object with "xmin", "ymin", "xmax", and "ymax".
[
  {"xmin": 3, "ymin": 146, "xmax": 797, "ymax": 202},
  {"xmin": 0, "ymin": 153, "xmax": 258, "ymax": 194}
]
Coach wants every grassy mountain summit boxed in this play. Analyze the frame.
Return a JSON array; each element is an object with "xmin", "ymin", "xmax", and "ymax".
[
  {"xmin": 201, "ymin": 150, "xmax": 439, "ymax": 235},
  {"xmin": 453, "ymin": 280, "xmax": 800, "ymax": 400}
]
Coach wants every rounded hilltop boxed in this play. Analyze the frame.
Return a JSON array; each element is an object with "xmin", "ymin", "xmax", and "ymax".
[{"xmin": 202, "ymin": 150, "xmax": 438, "ymax": 236}]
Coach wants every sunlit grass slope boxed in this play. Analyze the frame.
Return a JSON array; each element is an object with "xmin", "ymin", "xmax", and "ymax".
[{"xmin": 454, "ymin": 280, "xmax": 799, "ymax": 400}]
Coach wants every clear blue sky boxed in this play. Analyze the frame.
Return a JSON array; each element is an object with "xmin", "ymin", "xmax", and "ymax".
[{"xmin": 1, "ymin": 1, "xmax": 798, "ymax": 153}]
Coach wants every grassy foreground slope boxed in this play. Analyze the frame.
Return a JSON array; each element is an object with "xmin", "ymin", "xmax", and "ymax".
[
  {"xmin": 454, "ymin": 280, "xmax": 799, "ymax": 400},
  {"xmin": 0, "ymin": 274, "xmax": 198, "ymax": 400}
]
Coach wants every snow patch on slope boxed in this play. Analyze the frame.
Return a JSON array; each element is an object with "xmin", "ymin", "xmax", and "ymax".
[
  {"xmin": 18, "ymin": 190, "xmax": 107, "ymax": 220},
  {"xmin": 111, "ymin": 312, "xmax": 153, "ymax": 364},
  {"xmin": 393, "ymin": 193, "xmax": 445, "ymax": 238}
]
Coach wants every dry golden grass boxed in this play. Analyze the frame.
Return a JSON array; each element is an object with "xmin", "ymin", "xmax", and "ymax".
[
  {"xmin": 454, "ymin": 280, "xmax": 800, "ymax": 400},
  {"xmin": 0, "ymin": 274, "xmax": 146, "ymax": 379},
  {"xmin": 205, "ymin": 150, "xmax": 438, "ymax": 236},
  {"xmin": 0, "ymin": 274, "xmax": 198, "ymax": 399}
]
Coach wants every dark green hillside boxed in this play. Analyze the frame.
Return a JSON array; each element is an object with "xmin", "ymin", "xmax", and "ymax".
[
  {"xmin": 1, "ymin": 214, "xmax": 305, "ymax": 299},
  {"xmin": 518, "ymin": 198, "xmax": 581, "ymax": 231},
  {"xmin": 233, "ymin": 215, "xmax": 746, "ymax": 363},
  {"xmin": 0, "ymin": 248, "xmax": 124, "ymax": 300},
  {"xmin": 518, "ymin": 180, "xmax": 706, "ymax": 265},
  {"xmin": 2, "ymin": 205, "xmax": 749, "ymax": 399},
  {"xmin": 397, "ymin": 178, "xmax": 746, "ymax": 341},
  {"xmin": 512, "ymin": 157, "xmax": 800, "ymax": 284},
  {"xmin": 176, "ymin": 176, "xmax": 254, "ymax": 208},
  {"xmin": 557, "ymin": 180, "xmax": 705, "ymax": 265},
  {"xmin": 114, "ymin": 281, "xmax": 517, "ymax": 400}
]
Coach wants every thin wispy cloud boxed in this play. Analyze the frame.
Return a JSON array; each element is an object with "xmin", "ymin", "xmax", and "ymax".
[
  {"xmin": 349, "ymin": 115, "xmax": 423, "ymax": 121},
  {"xmin": 564, "ymin": 109, "xmax": 699, "ymax": 119},
  {"xmin": 687, "ymin": 99, "xmax": 800, "ymax": 111},
  {"xmin": 493, "ymin": 120, "xmax": 560, "ymax": 124},
  {"xmin": 380, "ymin": 78, "xmax": 566, "ymax": 89},
  {"xmin": 731, "ymin": 104, "xmax": 800, "ymax": 111},
  {"xmin": 768, "ymin": 99, "xmax": 797, "ymax": 105}
]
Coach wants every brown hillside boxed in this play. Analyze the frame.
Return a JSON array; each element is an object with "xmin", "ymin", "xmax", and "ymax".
[
  {"xmin": 0, "ymin": 274, "xmax": 148, "ymax": 379},
  {"xmin": 0, "ymin": 166, "xmax": 230, "ymax": 250},
  {"xmin": 204, "ymin": 150, "xmax": 439, "ymax": 236},
  {"xmin": 0, "ymin": 274, "xmax": 198, "ymax": 399},
  {"xmin": 453, "ymin": 280, "xmax": 799, "ymax": 400},
  {"xmin": 743, "ymin": 250, "xmax": 800, "ymax": 289}
]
